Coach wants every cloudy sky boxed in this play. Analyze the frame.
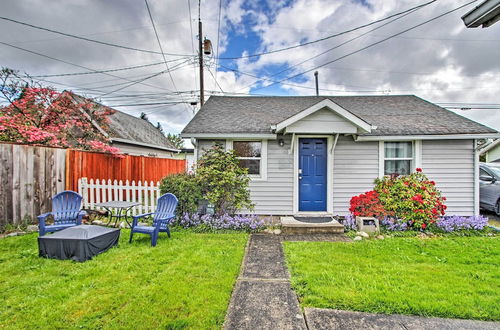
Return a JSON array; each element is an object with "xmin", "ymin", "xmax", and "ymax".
[{"xmin": 1, "ymin": 0, "xmax": 500, "ymax": 135}]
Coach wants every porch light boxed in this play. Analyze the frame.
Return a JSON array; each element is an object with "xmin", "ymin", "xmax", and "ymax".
[{"xmin": 278, "ymin": 139, "xmax": 285, "ymax": 147}]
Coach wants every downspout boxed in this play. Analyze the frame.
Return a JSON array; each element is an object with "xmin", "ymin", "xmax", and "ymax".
[
  {"xmin": 474, "ymin": 139, "xmax": 481, "ymax": 216},
  {"xmin": 191, "ymin": 137, "xmax": 198, "ymax": 161}
]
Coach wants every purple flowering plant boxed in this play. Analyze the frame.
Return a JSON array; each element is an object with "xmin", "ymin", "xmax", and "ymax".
[
  {"xmin": 342, "ymin": 214, "xmax": 357, "ymax": 231},
  {"xmin": 435, "ymin": 215, "xmax": 488, "ymax": 232},
  {"xmin": 176, "ymin": 213, "xmax": 266, "ymax": 232},
  {"xmin": 343, "ymin": 213, "xmax": 490, "ymax": 234}
]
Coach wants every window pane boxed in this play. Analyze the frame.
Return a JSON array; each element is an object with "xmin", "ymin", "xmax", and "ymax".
[
  {"xmin": 239, "ymin": 159, "xmax": 260, "ymax": 175},
  {"xmin": 233, "ymin": 141, "xmax": 261, "ymax": 157},
  {"xmin": 384, "ymin": 160, "xmax": 411, "ymax": 175},
  {"xmin": 384, "ymin": 142, "xmax": 412, "ymax": 158}
]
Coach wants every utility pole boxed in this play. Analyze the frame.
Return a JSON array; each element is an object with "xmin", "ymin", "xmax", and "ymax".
[{"xmin": 198, "ymin": 19, "xmax": 204, "ymax": 107}]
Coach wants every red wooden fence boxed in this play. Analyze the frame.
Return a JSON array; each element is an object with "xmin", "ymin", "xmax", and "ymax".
[{"xmin": 66, "ymin": 150, "xmax": 185, "ymax": 191}]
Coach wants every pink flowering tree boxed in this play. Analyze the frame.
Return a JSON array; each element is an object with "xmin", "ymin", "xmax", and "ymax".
[{"xmin": 0, "ymin": 68, "xmax": 120, "ymax": 155}]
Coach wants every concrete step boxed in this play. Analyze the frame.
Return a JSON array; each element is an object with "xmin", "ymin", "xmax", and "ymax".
[{"xmin": 280, "ymin": 216, "xmax": 344, "ymax": 235}]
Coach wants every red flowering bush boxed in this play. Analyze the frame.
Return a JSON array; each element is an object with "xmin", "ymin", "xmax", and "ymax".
[
  {"xmin": 374, "ymin": 168, "xmax": 446, "ymax": 229},
  {"xmin": 349, "ymin": 190, "xmax": 387, "ymax": 218}
]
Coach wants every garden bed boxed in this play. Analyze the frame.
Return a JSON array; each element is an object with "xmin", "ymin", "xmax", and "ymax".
[
  {"xmin": 283, "ymin": 236, "xmax": 499, "ymax": 321},
  {"xmin": 0, "ymin": 229, "xmax": 248, "ymax": 329}
]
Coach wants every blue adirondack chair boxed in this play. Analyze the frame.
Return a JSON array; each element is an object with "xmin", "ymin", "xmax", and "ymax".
[
  {"xmin": 129, "ymin": 193, "xmax": 178, "ymax": 247},
  {"xmin": 38, "ymin": 191, "xmax": 86, "ymax": 236}
]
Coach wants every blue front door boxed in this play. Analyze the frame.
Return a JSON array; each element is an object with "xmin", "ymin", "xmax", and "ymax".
[{"xmin": 299, "ymin": 138, "xmax": 327, "ymax": 211}]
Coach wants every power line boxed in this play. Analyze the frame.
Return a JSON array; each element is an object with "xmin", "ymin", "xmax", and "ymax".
[
  {"xmin": 214, "ymin": 0, "xmax": 223, "ymax": 87},
  {"xmin": 107, "ymin": 101, "xmax": 189, "ymax": 107},
  {"xmin": 219, "ymin": 64, "xmax": 375, "ymax": 93},
  {"xmin": 0, "ymin": 41, "xmax": 175, "ymax": 92},
  {"xmin": 207, "ymin": 66, "xmax": 225, "ymax": 93},
  {"xmin": 187, "ymin": 0, "xmax": 198, "ymax": 91},
  {"xmin": 251, "ymin": 0, "xmax": 478, "ymax": 92},
  {"xmin": 145, "ymin": 0, "xmax": 180, "ymax": 92},
  {"xmin": 100, "ymin": 59, "xmax": 192, "ymax": 96},
  {"xmin": 30, "ymin": 59, "xmax": 189, "ymax": 78},
  {"xmin": 144, "ymin": 0, "xmax": 189, "ymax": 112},
  {"xmin": 240, "ymin": 3, "xmax": 426, "ymax": 91},
  {"xmin": 216, "ymin": 0, "xmax": 437, "ymax": 60},
  {"xmin": 0, "ymin": 15, "xmax": 192, "ymax": 57}
]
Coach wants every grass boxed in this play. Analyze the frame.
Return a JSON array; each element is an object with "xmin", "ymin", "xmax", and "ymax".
[
  {"xmin": 0, "ymin": 229, "xmax": 248, "ymax": 329},
  {"xmin": 283, "ymin": 236, "xmax": 500, "ymax": 321}
]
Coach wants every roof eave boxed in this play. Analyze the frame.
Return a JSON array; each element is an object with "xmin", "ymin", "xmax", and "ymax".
[
  {"xmin": 111, "ymin": 137, "xmax": 180, "ymax": 152},
  {"xmin": 180, "ymin": 133, "xmax": 277, "ymax": 139},
  {"xmin": 355, "ymin": 133, "xmax": 500, "ymax": 141}
]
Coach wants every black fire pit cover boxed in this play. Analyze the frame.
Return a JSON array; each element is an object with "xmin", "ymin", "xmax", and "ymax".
[{"xmin": 38, "ymin": 225, "xmax": 120, "ymax": 262}]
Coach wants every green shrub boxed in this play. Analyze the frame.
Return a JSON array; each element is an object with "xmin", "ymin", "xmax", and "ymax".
[
  {"xmin": 196, "ymin": 144, "xmax": 254, "ymax": 215},
  {"xmin": 159, "ymin": 173, "xmax": 202, "ymax": 217}
]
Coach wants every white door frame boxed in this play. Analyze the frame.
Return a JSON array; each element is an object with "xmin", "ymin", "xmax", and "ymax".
[{"xmin": 293, "ymin": 135, "xmax": 333, "ymax": 215}]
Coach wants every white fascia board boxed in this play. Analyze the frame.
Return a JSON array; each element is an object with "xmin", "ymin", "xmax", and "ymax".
[
  {"xmin": 275, "ymin": 99, "xmax": 373, "ymax": 133},
  {"xmin": 355, "ymin": 133, "xmax": 500, "ymax": 141},
  {"xmin": 180, "ymin": 133, "xmax": 277, "ymax": 139},
  {"xmin": 111, "ymin": 137, "xmax": 180, "ymax": 152}
]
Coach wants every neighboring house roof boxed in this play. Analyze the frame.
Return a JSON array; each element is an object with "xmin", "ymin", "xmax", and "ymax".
[
  {"xmin": 462, "ymin": 0, "xmax": 500, "ymax": 28},
  {"xmin": 182, "ymin": 95, "xmax": 497, "ymax": 137},
  {"xmin": 479, "ymin": 138, "xmax": 500, "ymax": 154},
  {"xmin": 67, "ymin": 92, "xmax": 178, "ymax": 152}
]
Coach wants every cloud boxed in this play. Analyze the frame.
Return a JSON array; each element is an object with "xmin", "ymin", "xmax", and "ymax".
[{"xmin": 1, "ymin": 0, "xmax": 499, "ymax": 133}]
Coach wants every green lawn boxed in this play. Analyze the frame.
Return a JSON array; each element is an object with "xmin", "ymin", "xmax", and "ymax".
[
  {"xmin": 0, "ymin": 230, "xmax": 248, "ymax": 329},
  {"xmin": 283, "ymin": 237, "xmax": 500, "ymax": 321}
]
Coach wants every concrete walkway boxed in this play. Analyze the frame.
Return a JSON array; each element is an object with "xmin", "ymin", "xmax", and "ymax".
[
  {"xmin": 224, "ymin": 234, "xmax": 307, "ymax": 329},
  {"xmin": 224, "ymin": 234, "xmax": 500, "ymax": 330},
  {"xmin": 304, "ymin": 308, "xmax": 499, "ymax": 330}
]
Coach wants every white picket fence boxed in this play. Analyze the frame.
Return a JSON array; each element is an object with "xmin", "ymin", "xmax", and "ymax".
[{"xmin": 78, "ymin": 177, "xmax": 161, "ymax": 216}]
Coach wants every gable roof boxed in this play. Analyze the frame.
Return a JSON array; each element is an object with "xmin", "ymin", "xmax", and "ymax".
[
  {"xmin": 67, "ymin": 92, "xmax": 178, "ymax": 152},
  {"xmin": 181, "ymin": 95, "xmax": 497, "ymax": 137},
  {"xmin": 274, "ymin": 98, "xmax": 373, "ymax": 133}
]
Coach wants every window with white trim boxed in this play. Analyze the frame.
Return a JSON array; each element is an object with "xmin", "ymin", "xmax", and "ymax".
[
  {"xmin": 384, "ymin": 142, "xmax": 413, "ymax": 175},
  {"xmin": 233, "ymin": 141, "xmax": 262, "ymax": 175}
]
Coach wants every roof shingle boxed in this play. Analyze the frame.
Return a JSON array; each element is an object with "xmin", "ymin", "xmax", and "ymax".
[{"xmin": 182, "ymin": 95, "xmax": 497, "ymax": 136}]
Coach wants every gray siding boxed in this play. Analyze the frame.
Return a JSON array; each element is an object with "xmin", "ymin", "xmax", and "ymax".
[
  {"xmin": 249, "ymin": 136, "xmax": 293, "ymax": 214},
  {"xmin": 196, "ymin": 138, "xmax": 293, "ymax": 214},
  {"xmin": 286, "ymin": 108, "xmax": 357, "ymax": 134},
  {"xmin": 332, "ymin": 136, "xmax": 379, "ymax": 215},
  {"xmin": 422, "ymin": 140, "xmax": 474, "ymax": 215},
  {"xmin": 196, "ymin": 137, "xmax": 476, "ymax": 216}
]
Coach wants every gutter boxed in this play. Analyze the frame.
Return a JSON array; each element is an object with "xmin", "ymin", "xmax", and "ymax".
[
  {"xmin": 180, "ymin": 133, "xmax": 277, "ymax": 139},
  {"xmin": 462, "ymin": 0, "xmax": 500, "ymax": 28},
  {"xmin": 355, "ymin": 133, "xmax": 500, "ymax": 141},
  {"xmin": 111, "ymin": 137, "xmax": 180, "ymax": 153}
]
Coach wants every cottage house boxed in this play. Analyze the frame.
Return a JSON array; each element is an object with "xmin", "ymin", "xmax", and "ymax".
[{"xmin": 182, "ymin": 95, "xmax": 499, "ymax": 217}]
